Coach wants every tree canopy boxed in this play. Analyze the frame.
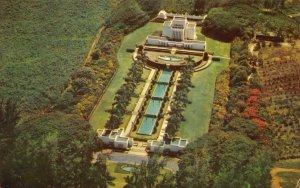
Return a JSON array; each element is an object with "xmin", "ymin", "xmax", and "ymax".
[
  {"xmin": 203, "ymin": 7, "xmax": 242, "ymax": 41},
  {"xmin": 1, "ymin": 112, "xmax": 114, "ymax": 187},
  {"xmin": 176, "ymin": 130, "xmax": 274, "ymax": 188}
]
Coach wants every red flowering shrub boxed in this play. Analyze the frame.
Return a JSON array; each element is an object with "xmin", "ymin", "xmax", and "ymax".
[
  {"xmin": 244, "ymin": 107, "xmax": 258, "ymax": 118},
  {"xmin": 250, "ymin": 89, "xmax": 261, "ymax": 96},
  {"xmin": 252, "ymin": 118, "xmax": 267, "ymax": 128},
  {"xmin": 247, "ymin": 96, "xmax": 258, "ymax": 104}
]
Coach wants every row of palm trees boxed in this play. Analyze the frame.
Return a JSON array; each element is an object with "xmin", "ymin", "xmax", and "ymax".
[
  {"xmin": 166, "ymin": 57, "xmax": 194, "ymax": 136},
  {"xmin": 105, "ymin": 54, "xmax": 147, "ymax": 129}
]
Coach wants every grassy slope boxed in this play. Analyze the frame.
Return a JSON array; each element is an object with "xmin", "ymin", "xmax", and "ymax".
[
  {"xmin": 178, "ymin": 59, "xmax": 230, "ymax": 140},
  {"xmin": 177, "ymin": 36, "xmax": 230, "ymax": 140},
  {"xmin": 206, "ymin": 37, "xmax": 231, "ymax": 58},
  {"xmin": 0, "ymin": 0, "xmax": 111, "ymax": 110},
  {"xmin": 89, "ymin": 22, "xmax": 162, "ymax": 129}
]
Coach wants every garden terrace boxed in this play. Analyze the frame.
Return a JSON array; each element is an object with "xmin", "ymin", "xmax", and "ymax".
[
  {"xmin": 142, "ymin": 46, "xmax": 204, "ymax": 69},
  {"xmin": 89, "ymin": 22, "xmax": 162, "ymax": 130}
]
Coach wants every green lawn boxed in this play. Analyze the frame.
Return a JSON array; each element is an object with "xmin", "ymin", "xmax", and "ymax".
[
  {"xmin": 206, "ymin": 37, "xmax": 231, "ymax": 58},
  {"xmin": 196, "ymin": 27, "xmax": 231, "ymax": 58},
  {"xmin": 177, "ymin": 59, "xmax": 230, "ymax": 140},
  {"xmin": 196, "ymin": 27, "xmax": 206, "ymax": 41},
  {"xmin": 176, "ymin": 34, "xmax": 230, "ymax": 140},
  {"xmin": 89, "ymin": 22, "xmax": 162, "ymax": 129}
]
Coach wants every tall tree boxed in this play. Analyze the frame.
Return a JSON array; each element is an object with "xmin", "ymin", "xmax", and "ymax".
[{"xmin": 0, "ymin": 99, "xmax": 19, "ymax": 186}]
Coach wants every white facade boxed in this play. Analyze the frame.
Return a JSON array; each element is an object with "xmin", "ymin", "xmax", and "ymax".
[
  {"xmin": 97, "ymin": 128, "xmax": 133, "ymax": 150},
  {"xmin": 146, "ymin": 36, "xmax": 206, "ymax": 51},
  {"xmin": 146, "ymin": 137, "xmax": 188, "ymax": 153},
  {"xmin": 162, "ymin": 17, "xmax": 196, "ymax": 40}
]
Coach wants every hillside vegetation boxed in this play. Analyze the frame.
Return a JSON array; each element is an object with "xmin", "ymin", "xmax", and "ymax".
[
  {"xmin": 0, "ymin": 0, "xmax": 113, "ymax": 113},
  {"xmin": 1, "ymin": 0, "xmax": 300, "ymax": 187}
]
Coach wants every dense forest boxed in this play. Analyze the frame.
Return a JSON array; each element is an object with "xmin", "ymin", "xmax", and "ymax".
[{"xmin": 0, "ymin": 0, "xmax": 299, "ymax": 187}]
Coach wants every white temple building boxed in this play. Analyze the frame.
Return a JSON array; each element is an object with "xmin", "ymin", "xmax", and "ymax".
[
  {"xmin": 145, "ymin": 16, "xmax": 206, "ymax": 51},
  {"xmin": 162, "ymin": 17, "xmax": 196, "ymax": 40}
]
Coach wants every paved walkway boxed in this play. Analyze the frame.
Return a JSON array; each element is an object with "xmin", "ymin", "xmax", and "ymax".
[
  {"xmin": 214, "ymin": 56, "xmax": 231, "ymax": 60},
  {"xmin": 194, "ymin": 56, "xmax": 212, "ymax": 72},
  {"xmin": 124, "ymin": 68, "xmax": 157, "ymax": 136}
]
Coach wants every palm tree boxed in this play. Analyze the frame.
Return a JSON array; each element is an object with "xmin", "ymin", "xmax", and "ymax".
[
  {"xmin": 140, "ymin": 52, "xmax": 149, "ymax": 64},
  {"xmin": 184, "ymin": 55, "xmax": 195, "ymax": 67}
]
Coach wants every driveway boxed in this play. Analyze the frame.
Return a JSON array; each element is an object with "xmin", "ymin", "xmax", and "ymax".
[{"xmin": 107, "ymin": 152, "xmax": 179, "ymax": 172}]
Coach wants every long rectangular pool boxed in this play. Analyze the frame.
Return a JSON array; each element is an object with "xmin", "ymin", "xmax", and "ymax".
[
  {"xmin": 137, "ymin": 117, "xmax": 157, "ymax": 135},
  {"xmin": 136, "ymin": 70, "xmax": 173, "ymax": 136},
  {"xmin": 145, "ymin": 99, "xmax": 162, "ymax": 116},
  {"xmin": 157, "ymin": 70, "xmax": 172, "ymax": 83},
  {"xmin": 152, "ymin": 84, "xmax": 168, "ymax": 99}
]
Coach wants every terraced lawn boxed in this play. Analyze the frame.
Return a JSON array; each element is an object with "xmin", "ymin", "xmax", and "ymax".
[
  {"xmin": 90, "ymin": 22, "xmax": 231, "ymax": 140},
  {"xmin": 89, "ymin": 22, "xmax": 162, "ymax": 129}
]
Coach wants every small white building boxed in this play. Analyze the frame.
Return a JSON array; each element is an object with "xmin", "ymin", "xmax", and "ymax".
[
  {"xmin": 157, "ymin": 10, "xmax": 167, "ymax": 20},
  {"xmin": 146, "ymin": 140, "xmax": 165, "ymax": 153},
  {"xmin": 147, "ymin": 137, "xmax": 188, "ymax": 153},
  {"xmin": 165, "ymin": 137, "xmax": 188, "ymax": 153},
  {"xmin": 97, "ymin": 128, "xmax": 133, "ymax": 150}
]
